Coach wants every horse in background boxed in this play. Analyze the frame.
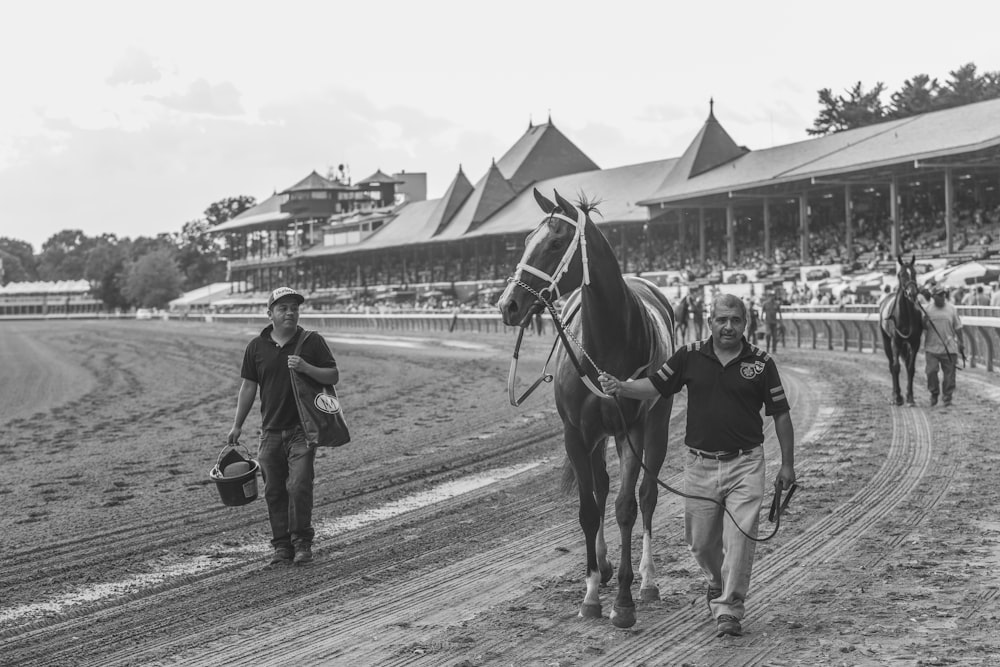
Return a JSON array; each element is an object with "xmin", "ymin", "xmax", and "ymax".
[
  {"xmin": 674, "ymin": 293, "xmax": 690, "ymax": 344},
  {"xmin": 879, "ymin": 255, "xmax": 923, "ymax": 405},
  {"xmin": 498, "ymin": 188, "xmax": 676, "ymax": 629}
]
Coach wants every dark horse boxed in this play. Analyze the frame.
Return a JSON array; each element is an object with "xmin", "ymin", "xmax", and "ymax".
[
  {"xmin": 880, "ymin": 255, "xmax": 923, "ymax": 405},
  {"xmin": 674, "ymin": 293, "xmax": 690, "ymax": 344},
  {"xmin": 498, "ymin": 189, "xmax": 675, "ymax": 628}
]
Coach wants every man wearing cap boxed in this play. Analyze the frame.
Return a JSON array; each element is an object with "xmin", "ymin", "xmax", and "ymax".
[
  {"xmin": 228, "ymin": 287, "xmax": 339, "ymax": 566},
  {"xmin": 922, "ymin": 286, "xmax": 963, "ymax": 407},
  {"xmin": 598, "ymin": 293, "xmax": 795, "ymax": 639}
]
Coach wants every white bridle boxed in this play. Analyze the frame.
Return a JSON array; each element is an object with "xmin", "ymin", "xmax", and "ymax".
[{"xmin": 511, "ymin": 206, "xmax": 592, "ymax": 301}]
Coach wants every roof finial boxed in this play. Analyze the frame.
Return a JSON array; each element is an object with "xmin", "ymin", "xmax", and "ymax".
[
  {"xmin": 709, "ymin": 97, "xmax": 715, "ymax": 117},
  {"xmin": 548, "ymin": 108, "xmax": 552, "ymax": 124},
  {"xmin": 528, "ymin": 114, "xmax": 533, "ymax": 129}
]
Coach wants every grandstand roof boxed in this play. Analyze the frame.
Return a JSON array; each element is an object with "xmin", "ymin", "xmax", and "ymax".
[
  {"xmin": 357, "ymin": 169, "xmax": 404, "ymax": 185},
  {"xmin": 280, "ymin": 170, "xmax": 349, "ymax": 193},
  {"xmin": 639, "ymin": 97, "xmax": 1000, "ymax": 207},
  {"xmin": 211, "ymin": 193, "xmax": 289, "ymax": 233}
]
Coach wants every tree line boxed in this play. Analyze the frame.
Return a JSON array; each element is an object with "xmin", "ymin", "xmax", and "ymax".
[
  {"xmin": 808, "ymin": 62, "xmax": 1000, "ymax": 135},
  {"xmin": 0, "ymin": 195, "xmax": 255, "ymax": 310}
]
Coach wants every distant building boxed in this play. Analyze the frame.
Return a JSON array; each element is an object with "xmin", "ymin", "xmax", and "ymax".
[{"xmin": 0, "ymin": 280, "xmax": 102, "ymax": 317}]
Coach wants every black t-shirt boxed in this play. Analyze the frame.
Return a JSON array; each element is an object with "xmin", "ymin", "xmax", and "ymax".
[
  {"xmin": 648, "ymin": 337, "xmax": 790, "ymax": 452},
  {"xmin": 240, "ymin": 325, "xmax": 337, "ymax": 430}
]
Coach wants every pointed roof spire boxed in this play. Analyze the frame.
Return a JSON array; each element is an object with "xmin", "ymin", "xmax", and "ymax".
[
  {"xmin": 650, "ymin": 101, "xmax": 748, "ymax": 191},
  {"xmin": 431, "ymin": 166, "xmax": 475, "ymax": 234},
  {"xmin": 709, "ymin": 97, "xmax": 715, "ymax": 118},
  {"xmin": 469, "ymin": 161, "xmax": 517, "ymax": 229}
]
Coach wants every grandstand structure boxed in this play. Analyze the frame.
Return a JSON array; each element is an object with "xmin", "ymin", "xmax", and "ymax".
[
  {"xmin": 210, "ymin": 99, "xmax": 1000, "ymax": 306},
  {"xmin": 0, "ymin": 280, "xmax": 102, "ymax": 317}
]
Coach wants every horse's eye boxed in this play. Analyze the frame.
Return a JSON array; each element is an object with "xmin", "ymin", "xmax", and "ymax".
[{"xmin": 550, "ymin": 238, "xmax": 564, "ymax": 251}]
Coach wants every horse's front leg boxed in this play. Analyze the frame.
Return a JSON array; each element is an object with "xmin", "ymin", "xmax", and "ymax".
[
  {"xmin": 904, "ymin": 344, "xmax": 917, "ymax": 405},
  {"xmin": 637, "ymin": 402, "xmax": 671, "ymax": 603},
  {"xmin": 565, "ymin": 427, "xmax": 604, "ymax": 619},
  {"xmin": 883, "ymin": 334, "xmax": 903, "ymax": 405},
  {"xmin": 592, "ymin": 441, "xmax": 614, "ymax": 586},
  {"xmin": 610, "ymin": 427, "xmax": 642, "ymax": 629}
]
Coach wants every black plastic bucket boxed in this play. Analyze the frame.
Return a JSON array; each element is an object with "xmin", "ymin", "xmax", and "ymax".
[{"xmin": 209, "ymin": 445, "xmax": 259, "ymax": 506}]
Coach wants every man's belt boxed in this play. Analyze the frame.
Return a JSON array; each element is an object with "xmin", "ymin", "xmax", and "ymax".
[{"xmin": 688, "ymin": 443, "xmax": 761, "ymax": 461}]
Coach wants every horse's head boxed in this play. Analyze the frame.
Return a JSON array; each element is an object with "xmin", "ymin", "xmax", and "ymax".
[
  {"xmin": 498, "ymin": 188, "xmax": 590, "ymax": 328},
  {"xmin": 895, "ymin": 254, "xmax": 919, "ymax": 301}
]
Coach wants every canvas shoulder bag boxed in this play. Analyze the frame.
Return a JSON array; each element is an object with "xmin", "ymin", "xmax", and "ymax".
[{"xmin": 290, "ymin": 330, "xmax": 351, "ymax": 447}]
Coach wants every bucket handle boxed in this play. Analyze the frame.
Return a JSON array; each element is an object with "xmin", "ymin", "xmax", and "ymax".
[{"xmin": 216, "ymin": 442, "xmax": 255, "ymax": 468}]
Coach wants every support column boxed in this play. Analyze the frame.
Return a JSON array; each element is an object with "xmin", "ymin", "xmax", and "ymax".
[
  {"xmin": 890, "ymin": 176, "xmax": 900, "ymax": 257},
  {"xmin": 799, "ymin": 194, "xmax": 810, "ymax": 264},
  {"xmin": 678, "ymin": 209, "xmax": 687, "ymax": 249},
  {"xmin": 844, "ymin": 185, "xmax": 853, "ymax": 264},
  {"xmin": 725, "ymin": 204, "xmax": 735, "ymax": 266},
  {"xmin": 763, "ymin": 198, "xmax": 771, "ymax": 262},
  {"xmin": 698, "ymin": 208, "xmax": 706, "ymax": 264},
  {"xmin": 944, "ymin": 168, "xmax": 954, "ymax": 254}
]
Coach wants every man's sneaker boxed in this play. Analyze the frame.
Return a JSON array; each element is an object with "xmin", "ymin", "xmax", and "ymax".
[
  {"xmin": 716, "ymin": 614, "xmax": 743, "ymax": 637},
  {"xmin": 268, "ymin": 547, "xmax": 293, "ymax": 567},
  {"xmin": 706, "ymin": 586, "xmax": 722, "ymax": 612},
  {"xmin": 293, "ymin": 545, "xmax": 313, "ymax": 565}
]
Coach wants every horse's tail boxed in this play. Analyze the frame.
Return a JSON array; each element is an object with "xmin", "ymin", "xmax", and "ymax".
[{"xmin": 559, "ymin": 459, "xmax": 577, "ymax": 494}]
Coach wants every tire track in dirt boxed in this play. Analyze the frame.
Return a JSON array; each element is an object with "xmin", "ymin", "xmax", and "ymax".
[{"xmin": 62, "ymin": 367, "xmax": 815, "ymax": 666}]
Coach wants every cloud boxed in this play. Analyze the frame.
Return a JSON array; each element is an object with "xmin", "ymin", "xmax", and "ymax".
[
  {"xmin": 149, "ymin": 78, "xmax": 244, "ymax": 116},
  {"xmin": 107, "ymin": 47, "xmax": 162, "ymax": 85}
]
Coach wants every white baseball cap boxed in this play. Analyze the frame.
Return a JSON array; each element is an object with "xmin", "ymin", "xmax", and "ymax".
[{"xmin": 267, "ymin": 286, "xmax": 305, "ymax": 309}]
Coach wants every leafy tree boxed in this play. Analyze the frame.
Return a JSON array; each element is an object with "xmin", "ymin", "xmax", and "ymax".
[
  {"xmin": 204, "ymin": 195, "xmax": 256, "ymax": 227},
  {"xmin": 809, "ymin": 62, "xmax": 1000, "ymax": 135},
  {"xmin": 36, "ymin": 229, "xmax": 94, "ymax": 280},
  {"xmin": 0, "ymin": 237, "xmax": 38, "ymax": 281},
  {"xmin": 174, "ymin": 219, "xmax": 227, "ymax": 287},
  {"xmin": 0, "ymin": 249, "xmax": 30, "ymax": 284},
  {"xmin": 807, "ymin": 81, "xmax": 887, "ymax": 136},
  {"xmin": 84, "ymin": 235, "xmax": 130, "ymax": 310},
  {"xmin": 889, "ymin": 74, "xmax": 940, "ymax": 118},
  {"xmin": 121, "ymin": 249, "xmax": 184, "ymax": 308}
]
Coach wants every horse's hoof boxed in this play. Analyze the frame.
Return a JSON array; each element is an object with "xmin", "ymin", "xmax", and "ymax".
[
  {"xmin": 639, "ymin": 585, "xmax": 660, "ymax": 602},
  {"xmin": 610, "ymin": 603, "xmax": 636, "ymax": 628},
  {"xmin": 894, "ymin": 397, "xmax": 904, "ymax": 406},
  {"xmin": 579, "ymin": 602, "xmax": 602, "ymax": 619}
]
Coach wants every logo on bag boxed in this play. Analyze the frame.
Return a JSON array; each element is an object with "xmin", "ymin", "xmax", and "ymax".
[
  {"xmin": 740, "ymin": 360, "xmax": 765, "ymax": 380},
  {"xmin": 314, "ymin": 392, "xmax": 341, "ymax": 414}
]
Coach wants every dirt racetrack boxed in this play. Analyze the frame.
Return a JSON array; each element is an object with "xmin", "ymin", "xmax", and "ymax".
[{"xmin": 1, "ymin": 318, "xmax": 998, "ymax": 667}]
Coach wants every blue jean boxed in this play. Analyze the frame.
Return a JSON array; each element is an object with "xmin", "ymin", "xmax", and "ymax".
[
  {"xmin": 258, "ymin": 427, "xmax": 316, "ymax": 550},
  {"xmin": 684, "ymin": 446, "xmax": 766, "ymax": 621}
]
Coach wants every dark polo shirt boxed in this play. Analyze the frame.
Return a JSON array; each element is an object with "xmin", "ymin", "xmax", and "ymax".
[
  {"xmin": 648, "ymin": 337, "xmax": 790, "ymax": 452},
  {"xmin": 240, "ymin": 325, "xmax": 337, "ymax": 431}
]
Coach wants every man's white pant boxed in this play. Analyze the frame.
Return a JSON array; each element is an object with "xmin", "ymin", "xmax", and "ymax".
[{"xmin": 684, "ymin": 446, "xmax": 766, "ymax": 620}]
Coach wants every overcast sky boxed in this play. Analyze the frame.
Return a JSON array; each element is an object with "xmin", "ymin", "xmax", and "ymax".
[{"xmin": 1, "ymin": 0, "xmax": 997, "ymax": 252}]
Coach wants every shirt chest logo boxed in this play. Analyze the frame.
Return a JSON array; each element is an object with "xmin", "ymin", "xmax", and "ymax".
[{"xmin": 740, "ymin": 360, "xmax": 765, "ymax": 380}]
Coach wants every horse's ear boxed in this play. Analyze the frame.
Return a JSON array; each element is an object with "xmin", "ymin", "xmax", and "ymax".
[
  {"xmin": 909, "ymin": 254, "xmax": 916, "ymax": 267},
  {"xmin": 897, "ymin": 254, "xmax": 904, "ymax": 265},
  {"xmin": 533, "ymin": 188, "xmax": 555, "ymax": 214},
  {"xmin": 553, "ymin": 190, "xmax": 578, "ymax": 221}
]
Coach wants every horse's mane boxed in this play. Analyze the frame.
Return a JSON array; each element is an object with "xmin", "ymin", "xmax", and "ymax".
[{"xmin": 571, "ymin": 192, "xmax": 603, "ymax": 219}]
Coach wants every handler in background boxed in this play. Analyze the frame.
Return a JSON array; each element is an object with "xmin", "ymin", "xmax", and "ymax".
[
  {"xmin": 599, "ymin": 293, "xmax": 795, "ymax": 638},
  {"xmin": 922, "ymin": 285, "xmax": 964, "ymax": 407},
  {"xmin": 228, "ymin": 287, "xmax": 339, "ymax": 567}
]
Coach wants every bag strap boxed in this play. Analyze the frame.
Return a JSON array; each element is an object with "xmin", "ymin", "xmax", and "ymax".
[{"xmin": 292, "ymin": 329, "xmax": 313, "ymax": 356}]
